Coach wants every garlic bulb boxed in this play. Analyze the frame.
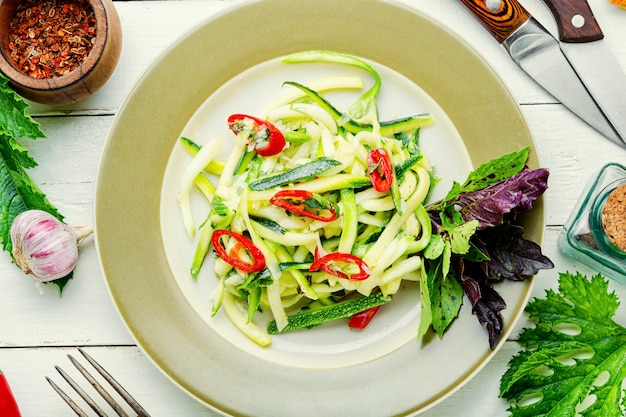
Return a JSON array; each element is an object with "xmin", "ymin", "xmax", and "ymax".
[{"xmin": 10, "ymin": 210, "xmax": 93, "ymax": 282}]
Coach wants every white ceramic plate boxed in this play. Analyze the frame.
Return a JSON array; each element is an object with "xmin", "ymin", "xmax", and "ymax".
[
  {"xmin": 95, "ymin": 1, "xmax": 542, "ymax": 416},
  {"xmin": 161, "ymin": 56, "xmax": 472, "ymax": 369}
]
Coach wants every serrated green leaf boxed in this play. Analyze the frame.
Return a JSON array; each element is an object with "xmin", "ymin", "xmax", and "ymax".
[
  {"xmin": 0, "ymin": 73, "xmax": 45, "ymax": 140},
  {"xmin": 461, "ymin": 146, "xmax": 530, "ymax": 193},
  {"xmin": 417, "ymin": 266, "xmax": 433, "ymax": 341},
  {"xmin": 0, "ymin": 142, "xmax": 61, "ymax": 249},
  {"xmin": 500, "ymin": 272, "xmax": 626, "ymax": 417},
  {"xmin": 500, "ymin": 341, "xmax": 588, "ymax": 394},
  {"xmin": 446, "ymin": 219, "xmax": 479, "ymax": 255},
  {"xmin": 426, "ymin": 147, "xmax": 530, "ymax": 213},
  {"xmin": 0, "ymin": 73, "xmax": 69, "ymax": 293},
  {"xmin": 427, "ymin": 259, "xmax": 463, "ymax": 337},
  {"xmin": 0, "ymin": 134, "xmax": 37, "ymax": 170},
  {"xmin": 0, "ymin": 155, "xmax": 28, "ymax": 251},
  {"xmin": 438, "ymin": 181, "xmax": 461, "ymax": 207}
]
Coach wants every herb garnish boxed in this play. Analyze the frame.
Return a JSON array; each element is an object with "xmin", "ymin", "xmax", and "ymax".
[
  {"xmin": 501, "ymin": 271, "xmax": 626, "ymax": 416},
  {"xmin": 419, "ymin": 146, "xmax": 554, "ymax": 348},
  {"xmin": 0, "ymin": 72, "xmax": 70, "ymax": 291}
]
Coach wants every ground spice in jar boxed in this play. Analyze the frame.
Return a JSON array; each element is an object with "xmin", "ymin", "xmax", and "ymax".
[
  {"xmin": 7, "ymin": 0, "xmax": 97, "ymax": 79},
  {"xmin": 601, "ymin": 183, "xmax": 626, "ymax": 251}
]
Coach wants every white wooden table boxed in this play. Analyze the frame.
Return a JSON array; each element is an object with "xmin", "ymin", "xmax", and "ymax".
[{"xmin": 1, "ymin": 1, "xmax": 626, "ymax": 416}]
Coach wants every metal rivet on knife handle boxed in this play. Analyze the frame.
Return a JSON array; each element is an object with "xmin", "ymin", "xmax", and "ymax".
[
  {"xmin": 458, "ymin": 0, "xmax": 531, "ymax": 44},
  {"xmin": 541, "ymin": 0, "xmax": 626, "ymax": 145},
  {"xmin": 541, "ymin": 0, "xmax": 603, "ymax": 43}
]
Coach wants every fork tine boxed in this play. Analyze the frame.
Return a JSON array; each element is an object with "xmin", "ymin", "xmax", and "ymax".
[
  {"xmin": 46, "ymin": 376, "xmax": 91, "ymax": 417},
  {"xmin": 55, "ymin": 362, "xmax": 111, "ymax": 417},
  {"xmin": 78, "ymin": 348, "xmax": 152, "ymax": 417},
  {"xmin": 68, "ymin": 354, "xmax": 130, "ymax": 417}
]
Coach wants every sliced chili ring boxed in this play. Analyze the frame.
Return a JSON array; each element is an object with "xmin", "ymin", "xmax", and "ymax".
[
  {"xmin": 270, "ymin": 190, "xmax": 339, "ymax": 222},
  {"xmin": 212, "ymin": 230, "xmax": 266, "ymax": 273},
  {"xmin": 227, "ymin": 113, "xmax": 286, "ymax": 156},
  {"xmin": 368, "ymin": 148, "xmax": 394, "ymax": 193},
  {"xmin": 309, "ymin": 252, "xmax": 371, "ymax": 281},
  {"xmin": 348, "ymin": 305, "xmax": 382, "ymax": 329}
]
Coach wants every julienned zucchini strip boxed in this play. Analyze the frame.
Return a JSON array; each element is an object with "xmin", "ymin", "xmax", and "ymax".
[
  {"xmin": 283, "ymin": 81, "xmax": 435, "ymax": 136},
  {"xmin": 267, "ymin": 291, "xmax": 391, "ymax": 334},
  {"xmin": 177, "ymin": 50, "xmax": 437, "ymax": 347},
  {"xmin": 248, "ymin": 157, "xmax": 341, "ymax": 191}
]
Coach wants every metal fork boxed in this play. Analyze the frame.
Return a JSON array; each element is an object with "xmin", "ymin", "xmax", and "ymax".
[{"xmin": 46, "ymin": 348, "xmax": 151, "ymax": 417}]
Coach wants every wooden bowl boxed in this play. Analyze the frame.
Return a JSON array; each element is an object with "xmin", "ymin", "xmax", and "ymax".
[{"xmin": 0, "ymin": 0, "xmax": 122, "ymax": 105}]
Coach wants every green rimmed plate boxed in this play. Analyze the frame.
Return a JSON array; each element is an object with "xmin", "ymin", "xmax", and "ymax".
[{"xmin": 94, "ymin": 1, "xmax": 543, "ymax": 416}]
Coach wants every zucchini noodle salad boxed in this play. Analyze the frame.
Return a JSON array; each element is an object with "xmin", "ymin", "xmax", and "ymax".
[{"xmin": 177, "ymin": 51, "xmax": 440, "ymax": 347}]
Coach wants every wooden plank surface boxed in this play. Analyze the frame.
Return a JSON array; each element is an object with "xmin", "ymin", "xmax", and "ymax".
[{"xmin": 1, "ymin": 0, "xmax": 625, "ymax": 416}]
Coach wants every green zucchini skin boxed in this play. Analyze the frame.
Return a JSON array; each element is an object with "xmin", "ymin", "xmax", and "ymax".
[
  {"xmin": 248, "ymin": 157, "xmax": 341, "ymax": 191},
  {"xmin": 283, "ymin": 81, "xmax": 434, "ymax": 136},
  {"xmin": 267, "ymin": 291, "xmax": 391, "ymax": 334}
]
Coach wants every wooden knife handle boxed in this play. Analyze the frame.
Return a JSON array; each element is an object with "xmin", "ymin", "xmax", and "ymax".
[
  {"xmin": 541, "ymin": 0, "xmax": 604, "ymax": 42},
  {"xmin": 458, "ymin": 0, "xmax": 531, "ymax": 44}
]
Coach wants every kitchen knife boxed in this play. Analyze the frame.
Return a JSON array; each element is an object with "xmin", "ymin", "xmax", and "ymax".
[
  {"xmin": 458, "ymin": 0, "xmax": 624, "ymax": 146},
  {"xmin": 542, "ymin": 0, "xmax": 626, "ymax": 146}
]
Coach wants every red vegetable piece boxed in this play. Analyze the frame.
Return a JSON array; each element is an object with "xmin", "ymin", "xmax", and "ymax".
[
  {"xmin": 0, "ymin": 371, "xmax": 22, "ymax": 417},
  {"xmin": 227, "ymin": 113, "xmax": 286, "ymax": 156},
  {"xmin": 212, "ymin": 230, "xmax": 266, "ymax": 273},
  {"xmin": 270, "ymin": 190, "xmax": 339, "ymax": 222},
  {"xmin": 368, "ymin": 148, "xmax": 393, "ymax": 192},
  {"xmin": 309, "ymin": 252, "xmax": 371, "ymax": 281},
  {"xmin": 348, "ymin": 305, "xmax": 382, "ymax": 329}
]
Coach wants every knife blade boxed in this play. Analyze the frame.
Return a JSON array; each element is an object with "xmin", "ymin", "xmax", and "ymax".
[
  {"xmin": 542, "ymin": 0, "xmax": 626, "ymax": 145},
  {"xmin": 458, "ymin": 0, "xmax": 624, "ymax": 146}
]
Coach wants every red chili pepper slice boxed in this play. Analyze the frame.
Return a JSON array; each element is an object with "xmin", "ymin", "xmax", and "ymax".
[
  {"xmin": 368, "ymin": 148, "xmax": 394, "ymax": 192},
  {"xmin": 270, "ymin": 190, "xmax": 339, "ymax": 222},
  {"xmin": 0, "ymin": 371, "xmax": 22, "ymax": 417},
  {"xmin": 212, "ymin": 230, "xmax": 266, "ymax": 273},
  {"xmin": 348, "ymin": 305, "xmax": 382, "ymax": 329},
  {"xmin": 309, "ymin": 252, "xmax": 371, "ymax": 281},
  {"xmin": 227, "ymin": 114, "xmax": 286, "ymax": 157}
]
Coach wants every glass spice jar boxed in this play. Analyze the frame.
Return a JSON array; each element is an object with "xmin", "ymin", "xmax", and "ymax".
[{"xmin": 558, "ymin": 163, "xmax": 626, "ymax": 285}]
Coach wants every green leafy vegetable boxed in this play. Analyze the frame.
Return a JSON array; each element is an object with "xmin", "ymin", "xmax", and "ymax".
[
  {"xmin": 419, "ymin": 147, "xmax": 553, "ymax": 347},
  {"xmin": 0, "ymin": 73, "xmax": 70, "ymax": 291},
  {"xmin": 434, "ymin": 146, "xmax": 532, "ymax": 209},
  {"xmin": 500, "ymin": 272, "xmax": 626, "ymax": 417}
]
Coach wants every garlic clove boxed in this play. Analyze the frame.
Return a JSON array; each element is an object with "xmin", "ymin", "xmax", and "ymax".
[{"xmin": 10, "ymin": 209, "xmax": 93, "ymax": 282}]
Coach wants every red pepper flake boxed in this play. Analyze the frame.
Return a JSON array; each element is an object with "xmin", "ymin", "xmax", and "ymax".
[{"xmin": 7, "ymin": 0, "xmax": 97, "ymax": 79}]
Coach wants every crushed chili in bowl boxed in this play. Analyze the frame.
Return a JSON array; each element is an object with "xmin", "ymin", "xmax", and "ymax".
[{"xmin": 7, "ymin": 0, "xmax": 97, "ymax": 79}]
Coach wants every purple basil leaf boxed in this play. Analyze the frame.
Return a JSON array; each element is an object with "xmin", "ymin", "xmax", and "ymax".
[
  {"xmin": 461, "ymin": 274, "xmax": 481, "ymax": 306},
  {"xmin": 471, "ymin": 283, "xmax": 506, "ymax": 350},
  {"xmin": 455, "ymin": 167, "xmax": 549, "ymax": 229},
  {"xmin": 474, "ymin": 224, "xmax": 554, "ymax": 281},
  {"xmin": 457, "ymin": 222, "xmax": 554, "ymax": 349},
  {"xmin": 460, "ymin": 261, "xmax": 507, "ymax": 349}
]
